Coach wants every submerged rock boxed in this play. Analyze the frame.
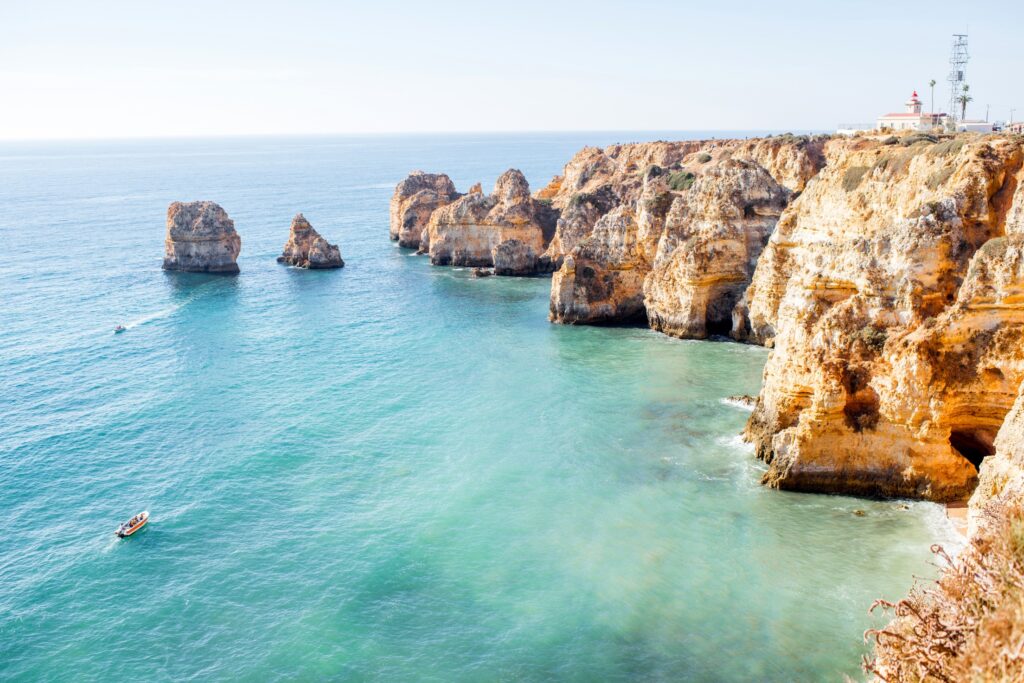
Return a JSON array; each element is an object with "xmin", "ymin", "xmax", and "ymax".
[
  {"xmin": 389, "ymin": 172, "xmax": 460, "ymax": 250},
  {"xmin": 162, "ymin": 201, "xmax": 241, "ymax": 274},
  {"xmin": 278, "ymin": 213, "xmax": 344, "ymax": 269},
  {"xmin": 725, "ymin": 395, "xmax": 757, "ymax": 409}
]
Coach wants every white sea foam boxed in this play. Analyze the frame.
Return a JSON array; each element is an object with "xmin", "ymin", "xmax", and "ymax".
[
  {"xmin": 716, "ymin": 433, "xmax": 754, "ymax": 454},
  {"xmin": 916, "ymin": 501, "xmax": 968, "ymax": 556},
  {"xmin": 720, "ymin": 397, "xmax": 755, "ymax": 412}
]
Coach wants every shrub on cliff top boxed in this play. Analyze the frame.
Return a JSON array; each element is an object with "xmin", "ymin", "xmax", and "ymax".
[
  {"xmin": 901, "ymin": 133, "xmax": 938, "ymax": 147},
  {"xmin": 642, "ymin": 164, "xmax": 664, "ymax": 179},
  {"xmin": 930, "ymin": 138, "xmax": 966, "ymax": 157},
  {"xmin": 696, "ymin": 153, "xmax": 713, "ymax": 164},
  {"xmin": 864, "ymin": 503, "xmax": 1024, "ymax": 682},
  {"xmin": 872, "ymin": 147, "xmax": 925, "ymax": 178},
  {"xmin": 668, "ymin": 171, "xmax": 696, "ymax": 191},
  {"xmin": 842, "ymin": 166, "xmax": 870, "ymax": 192}
]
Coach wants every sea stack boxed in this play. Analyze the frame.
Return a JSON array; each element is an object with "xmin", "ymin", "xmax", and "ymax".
[
  {"xmin": 162, "ymin": 201, "xmax": 241, "ymax": 273},
  {"xmin": 389, "ymin": 172, "xmax": 460, "ymax": 250},
  {"xmin": 426, "ymin": 169, "xmax": 558, "ymax": 275},
  {"xmin": 278, "ymin": 213, "xmax": 344, "ymax": 269}
]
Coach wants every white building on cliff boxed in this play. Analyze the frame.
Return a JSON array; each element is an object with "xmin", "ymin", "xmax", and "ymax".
[{"xmin": 876, "ymin": 91, "xmax": 945, "ymax": 131}]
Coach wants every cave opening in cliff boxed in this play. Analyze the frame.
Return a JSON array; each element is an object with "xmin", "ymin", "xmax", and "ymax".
[
  {"xmin": 706, "ymin": 315, "xmax": 733, "ymax": 337},
  {"xmin": 949, "ymin": 429, "xmax": 996, "ymax": 470}
]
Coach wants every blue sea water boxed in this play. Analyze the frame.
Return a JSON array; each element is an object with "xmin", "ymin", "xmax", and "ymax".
[{"xmin": 0, "ymin": 132, "xmax": 960, "ymax": 681}]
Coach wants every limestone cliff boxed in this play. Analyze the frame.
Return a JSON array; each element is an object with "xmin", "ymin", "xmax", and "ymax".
[
  {"xmin": 970, "ymin": 381, "xmax": 1024, "ymax": 535},
  {"xmin": 550, "ymin": 204, "xmax": 651, "ymax": 323},
  {"xmin": 644, "ymin": 159, "xmax": 790, "ymax": 338},
  {"xmin": 539, "ymin": 135, "xmax": 827, "ymax": 270},
  {"xmin": 745, "ymin": 135, "xmax": 1024, "ymax": 500},
  {"xmin": 162, "ymin": 201, "xmax": 241, "ymax": 274},
  {"xmin": 427, "ymin": 169, "xmax": 557, "ymax": 274},
  {"xmin": 278, "ymin": 213, "xmax": 344, "ymax": 269},
  {"xmin": 389, "ymin": 172, "xmax": 460, "ymax": 250}
]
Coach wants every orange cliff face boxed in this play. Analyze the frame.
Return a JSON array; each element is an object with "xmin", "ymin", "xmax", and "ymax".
[
  {"xmin": 426, "ymin": 169, "xmax": 558, "ymax": 274},
  {"xmin": 388, "ymin": 172, "xmax": 460, "ymax": 250},
  {"xmin": 546, "ymin": 135, "xmax": 828, "ymax": 325},
  {"xmin": 389, "ymin": 132, "xmax": 1024, "ymax": 503},
  {"xmin": 644, "ymin": 159, "xmax": 791, "ymax": 338},
  {"xmin": 745, "ymin": 135, "xmax": 1024, "ymax": 501}
]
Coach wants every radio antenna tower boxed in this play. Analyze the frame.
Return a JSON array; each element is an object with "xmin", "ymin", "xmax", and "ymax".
[{"xmin": 947, "ymin": 33, "xmax": 969, "ymax": 122}]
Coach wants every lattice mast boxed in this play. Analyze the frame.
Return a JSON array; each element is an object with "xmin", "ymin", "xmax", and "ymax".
[{"xmin": 947, "ymin": 34, "xmax": 969, "ymax": 122}]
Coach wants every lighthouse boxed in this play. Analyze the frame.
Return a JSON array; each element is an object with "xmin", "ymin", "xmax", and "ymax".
[
  {"xmin": 875, "ymin": 90, "xmax": 945, "ymax": 132},
  {"xmin": 905, "ymin": 90, "xmax": 923, "ymax": 115}
]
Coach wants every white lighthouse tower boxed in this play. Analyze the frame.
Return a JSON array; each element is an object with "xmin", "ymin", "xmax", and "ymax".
[
  {"xmin": 905, "ymin": 90, "xmax": 923, "ymax": 115},
  {"xmin": 876, "ymin": 90, "xmax": 943, "ymax": 131}
]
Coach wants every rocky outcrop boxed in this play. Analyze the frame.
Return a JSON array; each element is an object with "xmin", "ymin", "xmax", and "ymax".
[
  {"xmin": 733, "ymin": 135, "xmax": 829, "ymax": 193},
  {"xmin": 550, "ymin": 204, "xmax": 650, "ymax": 323},
  {"xmin": 389, "ymin": 172, "xmax": 460, "ymax": 250},
  {"xmin": 427, "ymin": 169, "xmax": 557, "ymax": 273},
  {"xmin": 277, "ymin": 213, "xmax": 344, "ymax": 269},
  {"xmin": 549, "ymin": 168, "xmax": 676, "ymax": 323},
  {"xmin": 540, "ymin": 142, "xmax": 702, "ymax": 267},
  {"xmin": 492, "ymin": 239, "xmax": 538, "ymax": 276},
  {"xmin": 745, "ymin": 135, "xmax": 1024, "ymax": 501},
  {"xmin": 549, "ymin": 156, "xmax": 797, "ymax": 328},
  {"xmin": 537, "ymin": 135, "xmax": 828, "ymax": 269},
  {"xmin": 971, "ymin": 380, "xmax": 1024, "ymax": 535},
  {"xmin": 644, "ymin": 159, "xmax": 790, "ymax": 338},
  {"xmin": 162, "ymin": 201, "xmax": 241, "ymax": 274}
]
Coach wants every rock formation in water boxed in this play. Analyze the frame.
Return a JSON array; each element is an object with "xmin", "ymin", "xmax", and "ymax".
[
  {"xmin": 542, "ymin": 136, "xmax": 827, "ymax": 325},
  {"xmin": 394, "ymin": 133, "xmax": 1024, "ymax": 502},
  {"xmin": 277, "ymin": 213, "xmax": 344, "ymax": 269},
  {"xmin": 426, "ymin": 169, "xmax": 557, "ymax": 274},
  {"xmin": 745, "ymin": 134, "xmax": 1024, "ymax": 501},
  {"xmin": 550, "ymin": 204, "xmax": 650, "ymax": 323},
  {"xmin": 162, "ymin": 201, "xmax": 241, "ymax": 274},
  {"xmin": 644, "ymin": 159, "xmax": 790, "ymax": 338},
  {"xmin": 389, "ymin": 172, "xmax": 460, "ymax": 250}
]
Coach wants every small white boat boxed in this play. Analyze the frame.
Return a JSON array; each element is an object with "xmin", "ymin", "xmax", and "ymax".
[
  {"xmin": 114, "ymin": 325, "xmax": 127, "ymax": 334},
  {"xmin": 115, "ymin": 511, "xmax": 149, "ymax": 538}
]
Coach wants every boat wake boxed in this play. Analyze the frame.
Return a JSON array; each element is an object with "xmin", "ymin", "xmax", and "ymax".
[{"xmin": 121, "ymin": 304, "xmax": 182, "ymax": 331}]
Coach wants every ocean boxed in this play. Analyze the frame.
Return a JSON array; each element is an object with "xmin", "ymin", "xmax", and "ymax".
[{"xmin": 0, "ymin": 132, "xmax": 960, "ymax": 681}]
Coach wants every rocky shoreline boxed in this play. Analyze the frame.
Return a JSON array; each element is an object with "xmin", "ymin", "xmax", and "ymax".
[
  {"xmin": 392, "ymin": 130, "xmax": 1024, "ymax": 677},
  {"xmin": 393, "ymin": 131, "xmax": 1024, "ymax": 506}
]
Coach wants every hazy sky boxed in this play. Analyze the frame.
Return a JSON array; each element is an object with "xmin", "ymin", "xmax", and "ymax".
[{"xmin": 1, "ymin": 0, "xmax": 1021, "ymax": 139}]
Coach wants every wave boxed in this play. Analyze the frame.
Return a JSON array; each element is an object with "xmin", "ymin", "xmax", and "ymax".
[
  {"xmin": 716, "ymin": 433, "xmax": 754, "ymax": 454},
  {"xmin": 720, "ymin": 396, "xmax": 756, "ymax": 412}
]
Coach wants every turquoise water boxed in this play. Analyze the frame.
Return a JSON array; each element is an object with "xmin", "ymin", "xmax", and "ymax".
[{"xmin": 0, "ymin": 134, "xmax": 958, "ymax": 681}]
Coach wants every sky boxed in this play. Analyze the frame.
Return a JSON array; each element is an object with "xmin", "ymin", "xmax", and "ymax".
[{"xmin": 1, "ymin": 0, "xmax": 1021, "ymax": 140}]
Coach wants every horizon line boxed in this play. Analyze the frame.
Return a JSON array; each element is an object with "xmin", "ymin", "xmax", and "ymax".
[{"xmin": 0, "ymin": 127, "xmax": 832, "ymax": 145}]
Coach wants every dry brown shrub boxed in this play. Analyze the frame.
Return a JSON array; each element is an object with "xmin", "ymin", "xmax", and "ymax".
[{"xmin": 863, "ymin": 503, "xmax": 1024, "ymax": 682}]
